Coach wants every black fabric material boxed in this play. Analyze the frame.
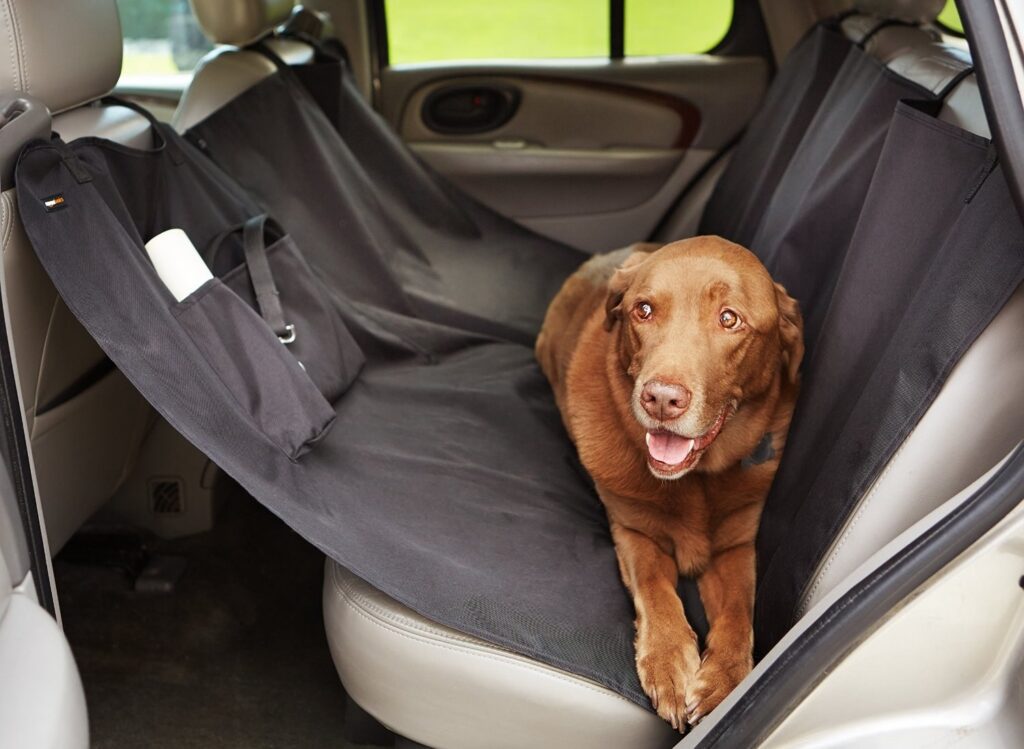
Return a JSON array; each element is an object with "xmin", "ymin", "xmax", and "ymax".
[
  {"xmin": 212, "ymin": 218, "xmax": 366, "ymax": 403},
  {"xmin": 753, "ymin": 102, "xmax": 1024, "ymax": 655},
  {"xmin": 16, "ymin": 128, "xmax": 645, "ymax": 703},
  {"xmin": 750, "ymin": 49, "xmax": 938, "ymax": 353},
  {"xmin": 172, "ymin": 277, "xmax": 336, "ymax": 460},
  {"xmin": 15, "ymin": 34, "xmax": 1023, "ymax": 708},
  {"xmin": 187, "ymin": 52, "xmax": 587, "ymax": 346},
  {"xmin": 699, "ymin": 24, "xmax": 852, "ymax": 245},
  {"xmin": 241, "ymin": 213, "xmax": 289, "ymax": 338}
]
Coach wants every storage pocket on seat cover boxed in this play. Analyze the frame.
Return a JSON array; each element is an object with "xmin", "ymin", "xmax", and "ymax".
[
  {"xmin": 213, "ymin": 221, "xmax": 365, "ymax": 403},
  {"xmin": 173, "ymin": 278, "xmax": 336, "ymax": 459}
]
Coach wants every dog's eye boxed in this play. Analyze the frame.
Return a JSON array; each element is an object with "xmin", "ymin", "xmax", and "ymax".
[
  {"xmin": 719, "ymin": 308, "xmax": 741, "ymax": 329},
  {"xmin": 635, "ymin": 301, "xmax": 653, "ymax": 320}
]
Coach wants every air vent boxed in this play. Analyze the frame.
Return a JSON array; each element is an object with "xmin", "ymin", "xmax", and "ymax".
[{"xmin": 149, "ymin": 478, "xmax": 185, "ymax": 515}]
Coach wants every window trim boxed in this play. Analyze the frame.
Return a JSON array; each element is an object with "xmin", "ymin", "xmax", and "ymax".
[{"xmin": 610, "ymin": 0, "xmax": 625, "ymax": 59}]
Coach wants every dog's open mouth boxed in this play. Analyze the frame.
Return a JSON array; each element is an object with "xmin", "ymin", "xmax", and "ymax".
[{"xmin": 644, "ymin": 410, "xmax": 729, "ymax": 477}]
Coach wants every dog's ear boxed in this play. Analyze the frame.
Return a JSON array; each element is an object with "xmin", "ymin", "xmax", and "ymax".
[
  {"xmin": 603, "ymin": 250, "xmax": 652, "ymax": 331},
  {"xmin": 774, "ymin": 282, "xmax": 804, "ymax": 384}
]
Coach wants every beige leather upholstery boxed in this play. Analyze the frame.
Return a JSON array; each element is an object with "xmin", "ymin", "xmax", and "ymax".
[
  {"xmin": 173, "ymin": 39, "xmax": 314, "ymax": 132},
  {"xmin": 0, "ymin": 0, "xmax": 122, "ymax": 114},
  {"xmin": 854, "ymin": 0, "xmax": 945, "ymax": 23},
  {"xmin": 189, "ymin": 0, "xmax": 293, "ymax": 46},
  {"xmin": 0, "ymin": 0, "xmax": 155, "ymax": 553},
  {"xmin": 840, "ymin": 13, "xmax": 893, "ymax": 44},
  {"xmin": 886, "ymin": 41, "xmax": 972, "ymax": 95},
  {"xmin": 323, "ymin": 560, "xmax": 678, "ymax": 749},
  {"xmin": 940, "ymin": 75, "xmax": 990, "ymax": 139},
  {"xmin": 862, "ymin": 23, "xmax": 941, "ymax": 61},
  {"xmin": 52, "ymin": 105, "xmax": 154, "ymax": 150}
]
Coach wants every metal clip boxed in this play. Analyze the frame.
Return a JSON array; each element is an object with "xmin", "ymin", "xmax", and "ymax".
[{"xmin": 278, "ymin": 324, "xmax": 297, "ymax": 345}]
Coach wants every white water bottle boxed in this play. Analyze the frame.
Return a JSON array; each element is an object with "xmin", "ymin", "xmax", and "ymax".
[{"xmin": 144, "ymin": 228, "xmax": 213, "ymax": 302}]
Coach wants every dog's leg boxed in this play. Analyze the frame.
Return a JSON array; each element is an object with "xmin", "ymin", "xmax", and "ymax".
[
  {"xmin": 687, "ymin": 537, "xmax": 756, "ymax": 724},
  {"xmin": 611, "ymin": 522, "xmax": 701, "ymax": 731}
]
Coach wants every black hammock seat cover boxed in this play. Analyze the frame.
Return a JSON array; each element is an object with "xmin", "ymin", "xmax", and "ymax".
[
  {"xmin": 14, "ymin": 28, "xmax": 1024, "ymax": 708},
  {"xmin": 753, "ymin": 102, "xmax": 1024, "ymax": 653},
  {"xmin": 748, "ymin": 43, "xmax": 949, "ymax": 354},
  {"xmin": 699, "ymin": 22, "xmax": 853, "ymax": 247},
  {"xmin": 185, "ymin": 39, "xmax": 587, "ymax": 347}
]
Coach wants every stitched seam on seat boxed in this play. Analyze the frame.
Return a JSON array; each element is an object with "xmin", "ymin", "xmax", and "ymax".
[
  {"xmin": 328, "ymin": 565, "xmax": 641, "ymax": 707},
  {"xmin": 1, "ymin": 192, "xmax": 14, "ymax": 250},
  {"xmin": 332, "ymin": 565, "xmax": 488, "ymax": 646},
  {"xmin": 0, "ymin": 0, "xmax": 20, "ymax": 93},
  {"xmin": 9, "ymin": 0, "xmax": 23, "ymax": 94},
  {"xmin": 336, "ymin": 588, "xmax": 640, "ymax": 706},
  {"xmin": 800, "ymin": 435, "xmax": 914, "ymax": 615}
]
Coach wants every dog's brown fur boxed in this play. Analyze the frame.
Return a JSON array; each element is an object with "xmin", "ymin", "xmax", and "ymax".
[{"xmin": 536, "ymin": 237, "xmax": 803, "ymax": 729}]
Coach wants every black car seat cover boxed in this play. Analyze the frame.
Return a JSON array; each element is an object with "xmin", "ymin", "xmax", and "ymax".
[{"xmin": 14, "ymin": 23, "xmax": 1023, "ymax": 708}]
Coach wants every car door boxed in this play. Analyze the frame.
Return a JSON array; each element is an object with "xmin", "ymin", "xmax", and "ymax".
[
  {"xmin": 334, "ymin": 0, "xmax": 772, "ymax": 251},
  {"xmin": 0, "ymin": 400, "xmax": 88, "ymax": 748}
]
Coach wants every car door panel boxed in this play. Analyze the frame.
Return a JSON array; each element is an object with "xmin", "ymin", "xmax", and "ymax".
[
  {"xmin": 412, "ymin": 143, "xmax": 684, "ymax": 216},
  {"xmin": 380, "ymin": 56, "xmax": 768, "ymax": 250},
  {"xmin": 0, "ymin": 387, "xmax": 87, "ymax": 748},
  {"xmin": 0, "ymin": 570, "xmax": 88, "ymax": 749},
  {"xmin": 0, "ymin": 512, "xmax": 87, "ymax": 749},
  {"xmin": 398, "ymin": 74, "xmax": 697, "ymax": 147}
]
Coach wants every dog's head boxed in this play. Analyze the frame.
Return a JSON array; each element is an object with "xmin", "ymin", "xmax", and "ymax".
[{"xmin": 604, "ymin": 236, "xmax": 803, "ymax": 480}]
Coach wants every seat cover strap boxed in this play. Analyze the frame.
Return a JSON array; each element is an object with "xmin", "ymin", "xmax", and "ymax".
[{"xmin": 242, "ymin": 214, "xmax": 291, "ymax": 341}]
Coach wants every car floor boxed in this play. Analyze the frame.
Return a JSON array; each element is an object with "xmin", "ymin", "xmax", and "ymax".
[{"xmin": 54, "ymin": 477, "xmax": 379, "ymax": 749}]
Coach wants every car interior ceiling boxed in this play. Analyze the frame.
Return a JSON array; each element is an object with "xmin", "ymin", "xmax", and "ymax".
[{"xmin": 0, "ymin": 0, "xmax": 1020, "ymax": 748}]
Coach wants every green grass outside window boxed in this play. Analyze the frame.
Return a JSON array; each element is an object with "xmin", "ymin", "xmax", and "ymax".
[
  {"xmin": 385, "ymin": 0, "xmax": 734, "ymax": 64},
  {"xmin": 938, "ymin": 1, "xmax": 964, "ymax": 35}
]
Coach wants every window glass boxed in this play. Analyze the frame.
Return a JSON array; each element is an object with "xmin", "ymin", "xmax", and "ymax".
[
  {"xmin": 385, "ymin": 0, "xmax": 609, "ymax": 64},
  {"xmin": 118, "ymin": 0, "xmax": 212, "ymax": 80},
  {"xmin": 385, "ymin": 1, "xmax": 734, "ymax": 64},
  {"xmin": 937, "ymin": 1, "xmax": 964, "ymax": 35},
  {"xmin": 625, "ymin": 0, "xmax": 733, "ymax": 56}
]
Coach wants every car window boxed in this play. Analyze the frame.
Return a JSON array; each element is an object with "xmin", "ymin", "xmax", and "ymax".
[
  {"xmin": 624, "ymin": 0, "xmax": 732, "ymax": 56},
  {"xmin": 937, "ymin": 0, "xmax": 964, "ymax": 35},
  {"xmin": 117, "ymin": 0, "xmax": 212, "ymax": 86},
  {"xmin": 384, "ymin": 0, "xmax": 735, "ymax": 65}
]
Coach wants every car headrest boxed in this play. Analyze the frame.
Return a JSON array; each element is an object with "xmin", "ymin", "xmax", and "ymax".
[
  {"xmin": 0, "ymin": 0, "xmax": 123, "ymax": 114},
  {"xmin": 189, "ymin": 0, "xmax": 295, "ymax": 46},
  {"xmin": 855, "ymin": 0, "xmax": 946, "ymax": 24}
]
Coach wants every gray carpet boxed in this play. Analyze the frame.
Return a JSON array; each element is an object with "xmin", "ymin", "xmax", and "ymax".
[{"xmin": 55, "ymin": 479, "xmax": 370, "ymax": 748}]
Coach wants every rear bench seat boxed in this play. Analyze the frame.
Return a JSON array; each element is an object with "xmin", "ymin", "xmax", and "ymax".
[
  {"xmin": 319, "ymin": 5, "xmax": 1024, "ymax": 749},
  {"xmin": 0, "ymin": 1, "xmax": 1014, "ymax": 747}
]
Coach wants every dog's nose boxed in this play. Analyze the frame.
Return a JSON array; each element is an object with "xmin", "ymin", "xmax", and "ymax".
[{"xmin": 641, "ymin": 381, "xmax": 691, "ymax": 420}]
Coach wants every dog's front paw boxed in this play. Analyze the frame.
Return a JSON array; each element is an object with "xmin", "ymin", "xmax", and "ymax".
[
  {"xmin": 684, "ymin": 650, "xmax": 752, "ymax": 725},
  {"xmin": 636, "ymin": 638, "xmax": 701, "ymax": 731}
]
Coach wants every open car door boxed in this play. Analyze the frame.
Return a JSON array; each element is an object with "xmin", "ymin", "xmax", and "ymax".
[{"xmin": 0, "ymin": 378, "xmax": 87, "ymax": 747}]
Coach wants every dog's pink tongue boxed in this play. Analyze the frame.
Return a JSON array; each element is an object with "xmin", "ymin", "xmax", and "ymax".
[{"xmin": 646, "ymin": 431, "xmax": 694, "ymax": 465}]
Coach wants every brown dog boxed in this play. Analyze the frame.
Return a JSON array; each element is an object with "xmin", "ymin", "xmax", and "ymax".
[{"xmin": 536, "ymin": 236, "xmax": 803, "ymax": 729}]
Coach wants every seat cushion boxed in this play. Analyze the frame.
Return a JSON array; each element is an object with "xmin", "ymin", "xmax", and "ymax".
[{"xmin": 322, "ymin": 560, "xmax": 678, "ymax": 749}]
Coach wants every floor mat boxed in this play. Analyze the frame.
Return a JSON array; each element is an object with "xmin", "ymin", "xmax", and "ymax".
[{"xmin": 55, "ymin": 480, "xmax": 364, "ymax": 749}]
